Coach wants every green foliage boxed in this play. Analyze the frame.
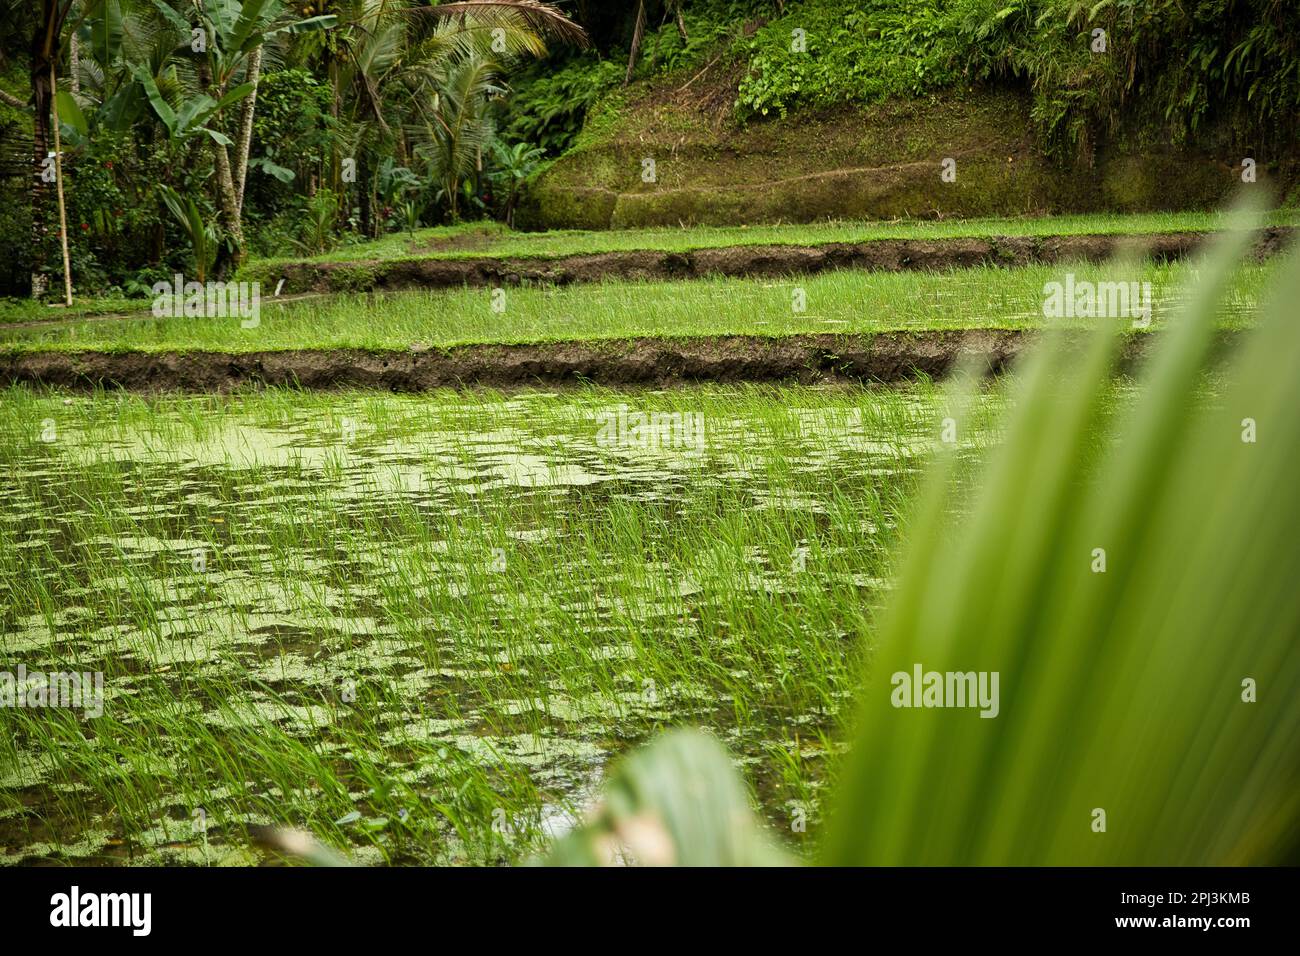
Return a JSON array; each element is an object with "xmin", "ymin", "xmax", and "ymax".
[
  {"xmin": 489, "ymin": 140, "xmax": 543, "ymax": 225},
  {"xmin": 291, "ymin": 188, "xmax": 342, "ymax": 256},
  {"xmin": 399, "ymin": 197, "xmax": 420, "ymax": 237},
  {"xmin": 134, "ymin": 65, "xmax": 253, "ymax": 147},
  {"xmin": 0, "ymin": 197, "xmax": 32, "ymax": 297},
  {"xmin": 248, "ymin": 70, "xmax": 332, "ymax": 201},
  {"xmin": 6, "ymin": 1, "xmax": 588, "ymax": 296},
  {"xmin": 503, "ymin": 55, "xmax": 624, "ymax": 156},
  {"xmin": 49, "ymin": 133, "xmax": 181, "ymax": 297},
  {"xmin": 376, "ymin": 157, "xmax": 422, "ymax": 208},
  {"xmin": 157, "ymin": 184, "xmax": 220, "ymax": 282},
  {"xmin": 730, "ymin": 0, "xmax": 1300, "ymax": 158},
  {"xmin": 504, "ymin": 1, "xmax": 760, "ymax": 156},
  {"xmin": 243, "ymin": 69, "xmax": 333, "ymax": 245},
  {"xmin": 736, "ymin": 0, "xmax": 963, "ymax": 118},
  {"xmin": 633, "ymin": 3, "xmax": 744, "ymax": 77},
  {"xmin": 956, "ymin": 0, "xmax": 1300, "ymax": 158}
]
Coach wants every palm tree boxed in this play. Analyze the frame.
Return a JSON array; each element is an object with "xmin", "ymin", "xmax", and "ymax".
[
  {"xmin": 304, "ymin": 1, "xmax": 586, "ymax": 228},
  {"xmin": 415, "ymin": 49, "xmax": 502, "ymax": 221},
  {"xmin": 492, "ymin": 139, "xmax": 542, "ymax": 226}
]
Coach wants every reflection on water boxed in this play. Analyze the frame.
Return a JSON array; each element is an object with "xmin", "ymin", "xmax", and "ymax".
[{"xmin": 0, "ymin": 387, "xmax": 992, "ymax": 865}]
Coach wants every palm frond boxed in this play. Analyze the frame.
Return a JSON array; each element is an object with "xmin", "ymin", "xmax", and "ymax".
[
  {"xmin": 823, "ymin": 202, "xmax": 1300, "ymax": 866},
  {"xmin": 410, "ymin": 1, "xmax": 589, "ymax": 50},
  {"xmin": 547, "ymin": 730, "xmax": 786, "ymax": 867}
]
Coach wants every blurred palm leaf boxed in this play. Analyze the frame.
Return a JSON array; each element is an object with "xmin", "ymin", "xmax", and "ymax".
[
  {"xmin": 824, "ymin": 205, "xmax": 1300, "ymax": 865},
  {"xmin": 547, "ymin": 730, "xmax": 785, "ymax": 866}
]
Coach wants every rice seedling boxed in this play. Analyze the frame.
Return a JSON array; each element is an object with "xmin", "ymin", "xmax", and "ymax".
[
  {"xmin": 0, "ymin": 381, "xmax": 1011, "ymax": 865},
  {"xmin": 4, "ymin": 210, "xmax": 1292, "ymax": 868},
  {"xmin": 545, "ymin": 210, "xmax": 1300, "ymax": 866},
  {"xmin": 252, "ymin": 210, "xmax": 1300, "ymax": 267},
  {"xmin": 0, "ymin": 259, "xmax": 1274, "ymax": 352}
]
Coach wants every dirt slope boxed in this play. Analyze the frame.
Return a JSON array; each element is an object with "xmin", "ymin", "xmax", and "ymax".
[{"xmin": 518, "ymin": 80, "xmax": 1277, "ymax": 230}]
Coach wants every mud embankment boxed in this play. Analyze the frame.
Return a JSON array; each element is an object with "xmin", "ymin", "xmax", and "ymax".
[
  {"xmin": 0, "ymin": 330, "xmax": 1204, "ymax": 392},
  {"xmin": 264, "ymin": 229, "xmax": 1294, "ymax": 295}
]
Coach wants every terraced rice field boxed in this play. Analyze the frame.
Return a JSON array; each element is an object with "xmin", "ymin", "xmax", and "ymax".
[{"xmin": 0, "ymin": 382, "xmax": 1019, "ymax": 864}]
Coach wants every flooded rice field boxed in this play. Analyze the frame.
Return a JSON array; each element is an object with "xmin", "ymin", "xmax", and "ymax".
[{"xmin": 0, "ymin": 383, "xmax": 1007, "ymax": 865}]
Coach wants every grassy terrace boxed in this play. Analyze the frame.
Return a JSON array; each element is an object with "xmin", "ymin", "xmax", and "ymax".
[
  {"xmin": 251, "ymin": 210, "xmax": 1300, "ymax": 267},
  {"xmin": 0, "ymin": 260, "xmax": 1275, "ymax": 353},
  {"xmin": 3, "ymin": 211, "xmax": 1289, "ymax": 332}
]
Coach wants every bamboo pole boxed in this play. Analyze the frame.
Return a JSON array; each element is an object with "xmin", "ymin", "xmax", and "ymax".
[{"xmin": 50, "ymin": 62, "xmax": 73, "ymax": 307}]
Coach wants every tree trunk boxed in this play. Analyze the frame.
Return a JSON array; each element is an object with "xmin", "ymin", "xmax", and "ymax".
[
  {"xmin": 675, "ymin": 8, "xmax": 688, "ymax": 42},
  {"xmin": 329, "ymin": 58, "xmax": 341, "ymax": 193},
  {"xmin": 30, "ymin": 85, "xmax": 51, "ymax": 297},
  {"xmin": 358, "ymin": 152, "xmax": 372, "ymax": 238},
  {"xmin": 198, "ymin": 60, "xmax": 245, "ymax": 278},
  {"xmin": 625, "ymin": 0, "xmax": 646, "ymax": 85},
  {"xmin": 329, "ymin": 57, "xmax": 347, "ymax": 231},
  {"xmin": 69, "ymin": 32, "xmax": 80, "ymax": 94},
  {"xmin": 233, "ymin": 44, "xmax": 262, "ymax": 217},
  {"xmin": 211, "ymin": 142, "xmax": 245, "ymax": 279},
  {"xmin": 505, "ymin": 185, "xmax": 518, "ymax": 229}
]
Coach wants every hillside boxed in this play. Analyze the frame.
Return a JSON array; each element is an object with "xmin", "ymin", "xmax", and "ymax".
[{"xmin": 517, "ymin": 1, "xmax": 1300, "ymax": 229}]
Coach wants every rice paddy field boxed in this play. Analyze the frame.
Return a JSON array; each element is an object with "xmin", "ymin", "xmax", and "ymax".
[
  {"xmin": 4, "ymin": 3, "xmax": 1299, "ymax": 925},
  {"xmin": 254, "ymin": 210, "xmax": 1300, "ymax": 266},
  {"xmin": 0, "ymin": 259, "xmax": 1274, "ymax": 350},
  {"xmin": 0, "ymin": 381, "xmax": 1022, "ymax": 865},
  {"xmin": 1, "ymin": 212, "xmax": 1293, "ymax": 871}
]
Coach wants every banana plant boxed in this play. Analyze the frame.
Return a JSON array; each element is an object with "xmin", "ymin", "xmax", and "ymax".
[
  {"xmin": 146, "ymin": 0, "xmax": 338, "ymax": 273},
  {"xmin": 134, "ymin": 65, "xmax": 252, "ymax": 147},
  {"xmin": 156, "ymin": 183, "xmax": 220, "ymax": 282}
]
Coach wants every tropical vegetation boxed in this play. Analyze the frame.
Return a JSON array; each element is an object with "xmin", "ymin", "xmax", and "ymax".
[{"xmin": 1, "ymin": 2, "xmax": 1297, "ymax": 298}]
